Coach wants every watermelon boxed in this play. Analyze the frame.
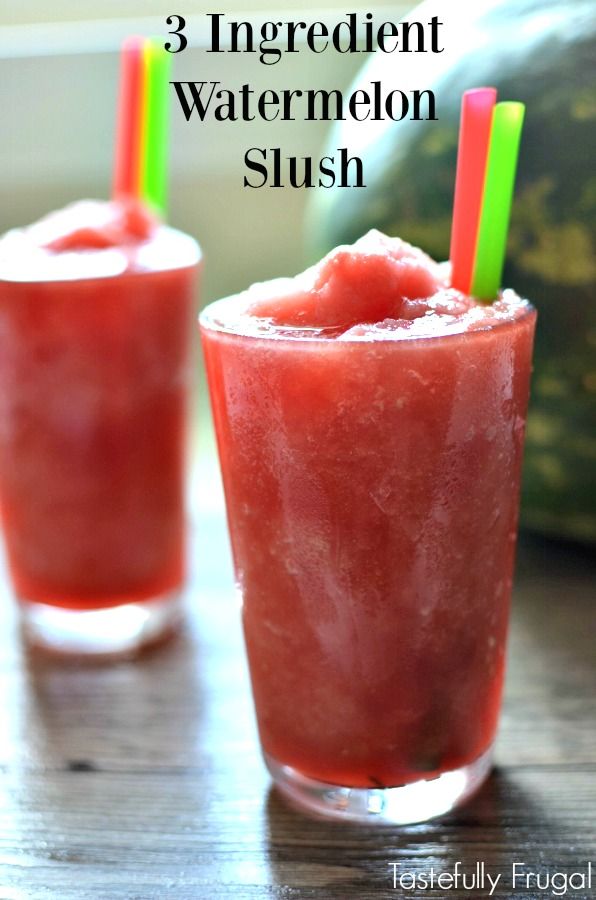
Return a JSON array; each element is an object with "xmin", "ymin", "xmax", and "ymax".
[{"xmin": 308, "ymin": 0, "xmax": 596, "ymax": 544}]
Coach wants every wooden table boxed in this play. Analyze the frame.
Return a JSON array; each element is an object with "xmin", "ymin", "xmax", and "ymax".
[{"xmin": 0, "ymin": 455, "xmax": 595, "ymax": 899}]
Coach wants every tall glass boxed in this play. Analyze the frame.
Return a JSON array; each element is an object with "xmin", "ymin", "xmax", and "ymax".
[
  {"xmin": 201, "ymin": 292, "xmax": 536, "ymax": 824},
  {"xmin": 0, "ymin": 202, "xmax": 200, "ymax": 655}
]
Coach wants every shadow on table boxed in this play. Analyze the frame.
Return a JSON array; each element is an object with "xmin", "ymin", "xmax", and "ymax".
[
  {"xmin": 263, "ymin": 768, "xmax": 559, "ymax": 899},
  {"xmin": 0, "ymin": 609, "xmax": 214, "ymax": 872},
  {"xmin": 18, "ymin": 605, "xmax": 207, "ymax": 772}
]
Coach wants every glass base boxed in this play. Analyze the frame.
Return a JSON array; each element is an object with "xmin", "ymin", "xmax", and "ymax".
[
  {"xmin": 19, "ymin": 591, "xmax": 183, "ymax": 657},
  {"xmin": 265, "ymin": 745, "xmax": 493, "ymax": 825}
]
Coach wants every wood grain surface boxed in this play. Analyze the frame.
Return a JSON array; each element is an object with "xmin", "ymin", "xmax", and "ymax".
[{"xmin": 0, "ymin": 456, "xmax": 594, "ymax": 900}]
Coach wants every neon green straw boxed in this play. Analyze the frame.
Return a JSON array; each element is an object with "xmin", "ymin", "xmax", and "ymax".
[
  {"xmin": 471, "ymin": 102, "xmax": 525, "ymax": 301},
  {"xmin": 140, "ymin": 39, "xmax": 172, "ymax": 216}
]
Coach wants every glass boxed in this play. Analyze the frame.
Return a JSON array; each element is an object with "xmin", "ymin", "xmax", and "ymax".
[
  {"xmin": 200, "ymin": 296, "xmax": 536, "ymax": 824},
  {"xmin": 0, "ymin": 223, "xmax": 200, "ymax": 656}
]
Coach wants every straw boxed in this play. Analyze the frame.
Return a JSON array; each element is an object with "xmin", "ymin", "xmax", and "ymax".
[
  {"xmin": 113, "ymin": 36, "xmax": 145, "ymax": 200},
  {"xmin": 449, "ymin": 88, "xmax": 497, "ymax": 294},
  {"xmin": 471, "ymin": 102, "xmax": 525, "ymax": 301},
  {"xmin": 139, "ymin": 39, "xmax": 172, "ymax": 215}
]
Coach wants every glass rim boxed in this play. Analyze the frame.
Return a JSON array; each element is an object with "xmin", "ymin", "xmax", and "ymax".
[
  {"xmin": 199, "ymin": 291, "xmax": 536, "ymax": 346},
  {"xmin": 0, "ymin": 228, "xmax": 201, "ymax": 286}
]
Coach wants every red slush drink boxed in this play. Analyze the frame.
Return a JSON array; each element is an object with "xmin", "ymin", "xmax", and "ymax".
[
  {"xmin": 200, "ymin": 230, "xmax": 536, "ymax": 824},
  {"xmin": 0, "ymin": 200, "xmax": 200, "ymax": 654}
]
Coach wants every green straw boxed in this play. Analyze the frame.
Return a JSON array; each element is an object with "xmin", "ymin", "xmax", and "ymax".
[
  {"xmin": 140, "ymin": 39, "xmax": 172, "ymax": 216},
  {"xmin": 471, "ymin": 102, "xmax": 525, "ymax": 301}
]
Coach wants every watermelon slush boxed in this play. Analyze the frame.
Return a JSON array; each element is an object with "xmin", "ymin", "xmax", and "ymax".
[
  {"xmin": 200, "ymin": 231, "xmax": 536, "ymax": 822},
  {"xmin": 0, "ymin": 200, "xmax": 200, "ymax": 650}
]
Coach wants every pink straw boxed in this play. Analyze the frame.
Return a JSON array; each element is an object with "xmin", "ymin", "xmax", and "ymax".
[
  {"xmin": 449, "ymin": 88, "xmax": 497, "ymax": 294},
  {"xmin": 113, "ymin": 36, "xmax": 145, "ymax": 199}
]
